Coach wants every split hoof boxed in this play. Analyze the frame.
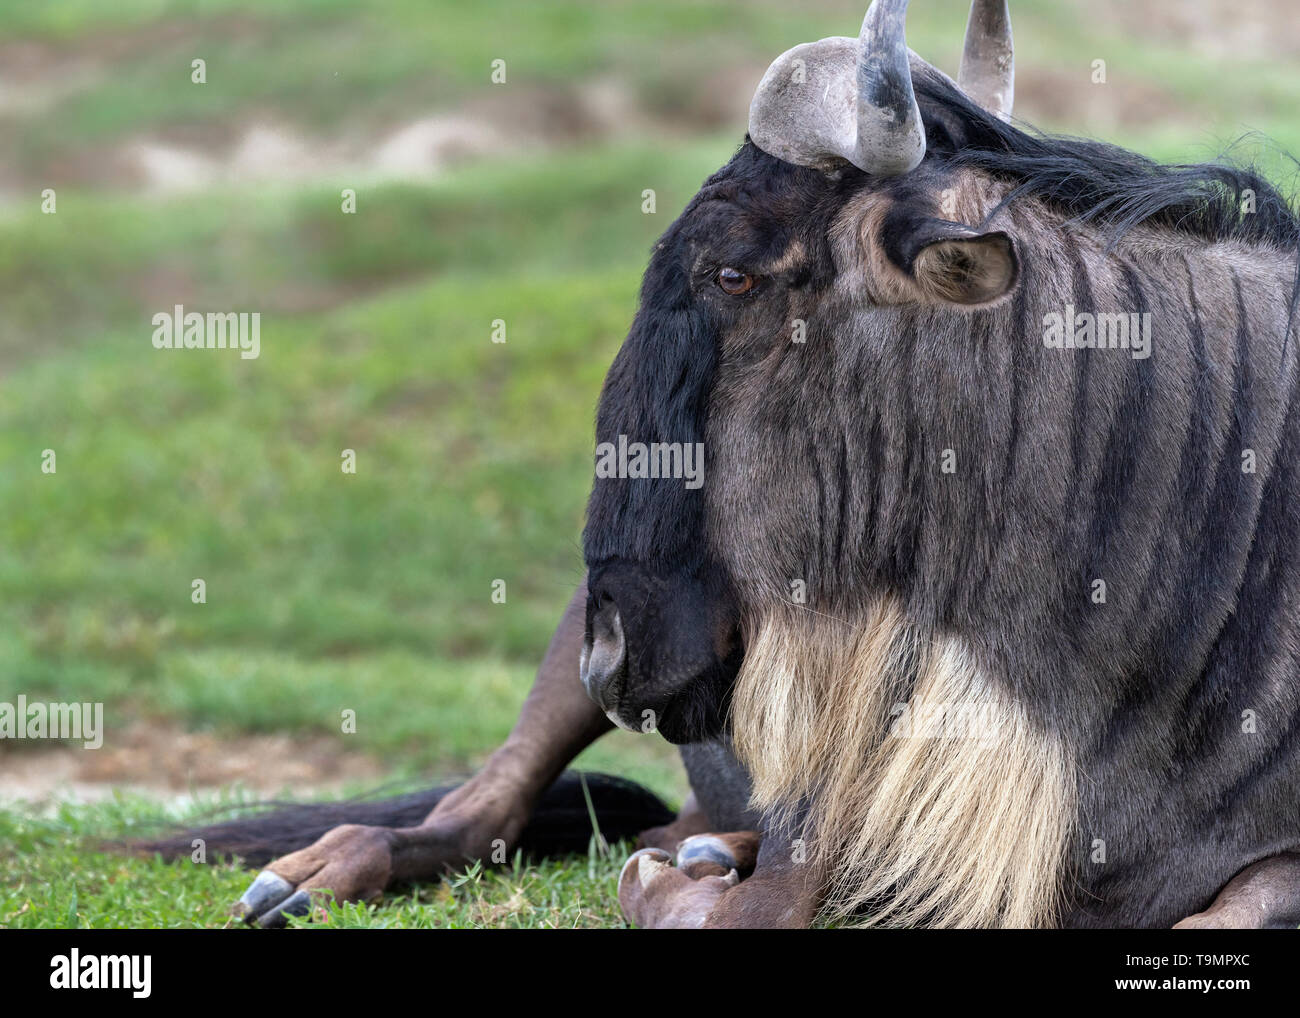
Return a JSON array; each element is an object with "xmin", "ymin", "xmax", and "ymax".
[{"xmin": 617, "ymin": 847, "xmax": 738, "ymax": 929}]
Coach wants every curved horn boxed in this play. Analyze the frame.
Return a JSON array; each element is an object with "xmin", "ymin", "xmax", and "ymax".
[
  {"xmin": 747, "ymin": 0, "xmax": 925, "ymax": 176},
  {"xmin": 854, "ymin": 0, "xmax": 926, "ymax": 175},
  {"xmin": 958, "ymin": 0, "xmax": 1014, "ymax": 120}
]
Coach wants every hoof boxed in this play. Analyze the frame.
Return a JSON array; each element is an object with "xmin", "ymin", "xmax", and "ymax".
[
  {"xmin": 676, "ymin": 835, "xmax": 738, "ymax": 874},
  {"xmin": 618, "ymin": 847, "xmax": 738, "ymax": 929},
  {"xmin": 256, "ymin": 890, "xmax": 314, "ymax": 929},
  {"xmin": 232, "ymin": 871, "xmax": 295, "ymax": 924}
]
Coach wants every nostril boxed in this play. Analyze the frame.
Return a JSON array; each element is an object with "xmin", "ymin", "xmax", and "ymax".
[{"xmin": 581, "ymin": 602, "xmax": 627, "ymax": 711}]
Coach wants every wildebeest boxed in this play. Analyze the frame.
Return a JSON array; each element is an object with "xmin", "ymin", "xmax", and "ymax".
[{"xmin": 149, "ymin": 0, "xmax": 1300, "ymax": 928}]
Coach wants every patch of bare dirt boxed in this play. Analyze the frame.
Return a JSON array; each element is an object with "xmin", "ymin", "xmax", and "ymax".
[
  {"xmin": 0, "ymin": 18, "xmax": 771, "ymax": 198},
  {"xmin": 0, "ymin": 720, "xmax": 384, "ymax": 806},
  {"xmin": 110, "ymin": 66, "xmax": 766, "ymax": 196}
]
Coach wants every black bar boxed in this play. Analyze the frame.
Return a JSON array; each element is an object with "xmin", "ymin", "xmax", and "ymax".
[{"xmin": 0, "ymin": 928, "xmax": 1291, "ymax": 1006}]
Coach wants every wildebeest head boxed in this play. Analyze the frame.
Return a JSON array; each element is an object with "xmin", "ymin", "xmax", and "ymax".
[
  {"xmin": 580, "ymin": 1, "xmax": 1023, "ymax": 743},
  {"xmin": 583, "ymin": 0, "xmax": 1300, "ymax": 928}
]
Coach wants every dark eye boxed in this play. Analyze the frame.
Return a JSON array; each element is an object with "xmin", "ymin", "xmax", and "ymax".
[{"xmin": 716, "ymin": 267, "xmax": 754, "ymax": 295}]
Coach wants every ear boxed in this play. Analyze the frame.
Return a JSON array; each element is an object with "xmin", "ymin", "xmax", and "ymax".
[{"xmin": 884, "ymin": 217, "xmax": 1019, "ymax": 306}]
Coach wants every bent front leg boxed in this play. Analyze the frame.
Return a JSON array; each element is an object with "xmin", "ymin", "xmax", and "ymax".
[
  {"xmin": 1173, "ymin": 851, "xmax": 1300, "ymax": 929},
  {"xmin": 389, "ymin": 575, "xmax": 612, "ymax": 877},
  {"xmin": 235, "ymin": 578, "xmax": 611, "ymax": 926}
]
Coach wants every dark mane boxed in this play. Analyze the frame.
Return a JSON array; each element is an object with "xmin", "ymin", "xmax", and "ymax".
[{"xmin": 913, "ymin": 68, "xmax": 1300, "ymax": 253}]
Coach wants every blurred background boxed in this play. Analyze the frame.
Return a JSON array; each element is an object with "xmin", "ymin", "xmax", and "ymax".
[{"xmin": 1, "ymin": 0, "xmax": 1297, "ymax": 927}]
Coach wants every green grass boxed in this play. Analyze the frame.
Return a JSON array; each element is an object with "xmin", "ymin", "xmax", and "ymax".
[
  {"xmin": 0, "ymin": 140, "xmax": 734, "ymax": 703},
  {"xmin": 0, "ymin": 138, "xmax": 714, "ymax": 929},
  {"xmin": 4, "ymin": 0, "xmax": 1300, "ymax": 929},
  {"xmin": 0, "ymin": 796, "xmax": 638, "ymax": 928}
]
